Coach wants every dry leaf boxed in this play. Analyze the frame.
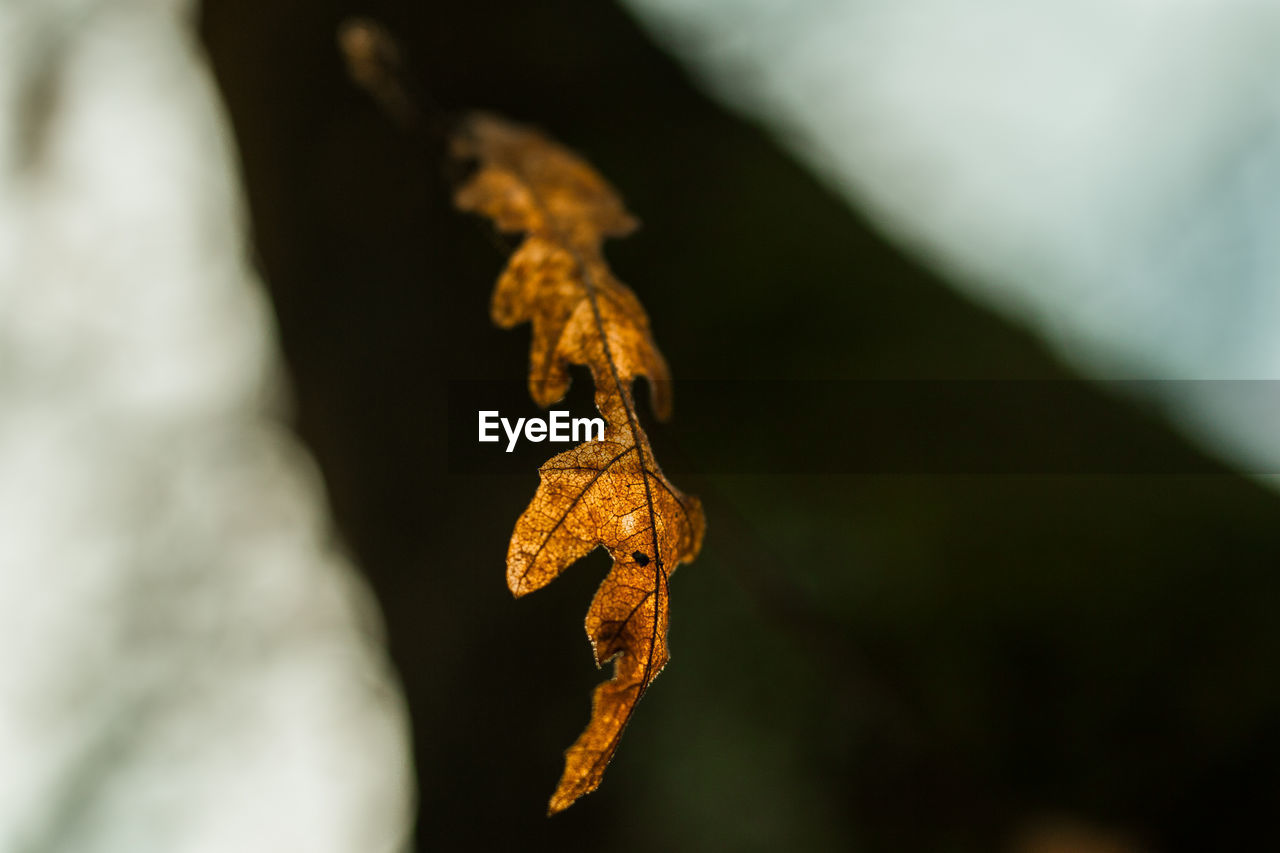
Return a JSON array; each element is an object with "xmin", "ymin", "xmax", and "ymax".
[{"xmin": 453, "ymin": 113, "xmax": 705, "ymax": 814}]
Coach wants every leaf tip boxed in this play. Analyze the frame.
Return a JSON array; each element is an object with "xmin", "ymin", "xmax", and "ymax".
[
  {"xmin": 506, "ymin": 554, "xmax": 532, "ymax": 598},
  {"xmin": 546, "ymin": 770, "xmax": 597, "ymax": 816},
  {"xmin": 644, "ymin": 375, "xmax": 674, "ymax": 422},
  {"xmin": 529, "ymin": 376, "xmax": 569, "ymax": 409},
  {"xmin": 545, "ymin": 794, "xmax": 572, "ymax": 817},
  {"xmin": 507, "ymin": 572, "xmax": 532, "ymax": 599}
]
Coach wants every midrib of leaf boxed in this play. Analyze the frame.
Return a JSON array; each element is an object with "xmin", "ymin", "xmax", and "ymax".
[
  {"xmin": 565, "ymin": 242, "xmax": 667, "ymax": 790},
  {"xmin": 517, "ymin": 173, "xmax": 669, "ymax": 786}
]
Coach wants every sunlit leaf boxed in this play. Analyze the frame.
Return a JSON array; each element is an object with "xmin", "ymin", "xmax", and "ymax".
[{"xmin": 454, "ymin": 113, "xmax": 705, "ymax": 814}]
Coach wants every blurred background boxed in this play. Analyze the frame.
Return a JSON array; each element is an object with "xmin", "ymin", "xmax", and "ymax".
[{"xmin": 3, "ymin": 0, "xmax": 1279, "ymax": 851}]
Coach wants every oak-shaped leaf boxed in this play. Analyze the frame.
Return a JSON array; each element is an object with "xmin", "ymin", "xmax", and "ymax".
[{"xmin": 453, "ymin": 113, "xmax": 705, "ymax": 814}]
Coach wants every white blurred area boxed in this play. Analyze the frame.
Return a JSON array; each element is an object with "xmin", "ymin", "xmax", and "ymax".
[
  {"xmin": 625, "ymin": 0, "xmax": 1280, "ymax": 478},
  {"xmin": 0, "ymin": 2, "xmax": 413, "ymax": 852}
]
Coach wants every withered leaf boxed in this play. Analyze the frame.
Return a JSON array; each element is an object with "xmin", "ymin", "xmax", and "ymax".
[{"xmin": 453, "ymin": 113, "xmax": 705, "ymax": 814}]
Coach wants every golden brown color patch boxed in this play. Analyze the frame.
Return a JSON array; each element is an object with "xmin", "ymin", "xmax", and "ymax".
[{"xmin": 453, "ymin": 113, "xmax": 705, "ymax": 814}]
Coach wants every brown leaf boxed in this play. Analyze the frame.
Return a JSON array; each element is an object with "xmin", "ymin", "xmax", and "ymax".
[{"xmin": 453, "ymin": 113, "xmax": 705, "ymax": 814}]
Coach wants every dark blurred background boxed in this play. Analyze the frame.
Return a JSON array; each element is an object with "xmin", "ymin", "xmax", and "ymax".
[{"xmin": 199, "ymin": 1, "xmax": 1280, "ymax": 850}]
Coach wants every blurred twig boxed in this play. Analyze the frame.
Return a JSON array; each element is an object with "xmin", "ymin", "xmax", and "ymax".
[{"xmin": 338, "ymin": 19, "xmax": 429, "ymax": 133}]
